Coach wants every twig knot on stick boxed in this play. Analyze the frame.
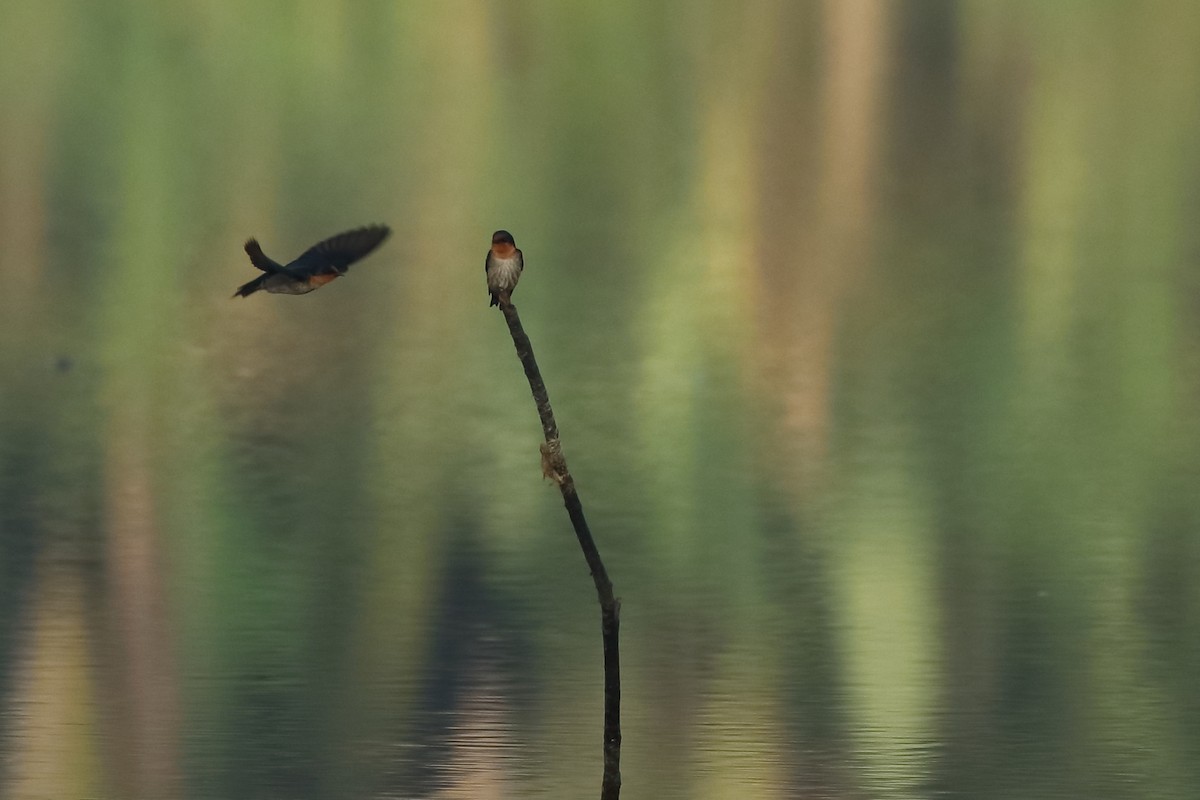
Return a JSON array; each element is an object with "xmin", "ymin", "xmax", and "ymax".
[{"xmin": 540, "ymin": 438, "xmax": 569, "ymax": 486}]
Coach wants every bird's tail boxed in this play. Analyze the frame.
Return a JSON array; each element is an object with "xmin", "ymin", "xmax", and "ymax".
[{"xmin": 233, "ymin": 274, "xmax": 267, "ymax": 298}]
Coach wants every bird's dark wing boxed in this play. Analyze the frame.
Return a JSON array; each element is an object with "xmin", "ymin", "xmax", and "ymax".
[
  {"xmin": 244, "ymin": 238, "xmax": 307, "ymax": 281},
  {"xmin": 245, "ymin": 239, "xmax": 285, "ymax": 272},
  {"xmin": 290, "ymin": 224, "xmax": 391, "ymax": 275}
]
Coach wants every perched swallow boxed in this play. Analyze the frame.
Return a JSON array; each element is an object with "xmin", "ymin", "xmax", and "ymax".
[
  {"xmin": 485, "ymin": 230, "xmax": 523, "ymax": 307},
  {"xmin": 233, "ymin": 224, "xmax": 391, "ymax": 297}
]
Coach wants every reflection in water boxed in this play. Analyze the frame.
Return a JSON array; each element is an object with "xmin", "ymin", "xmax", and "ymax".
[
  {"xmin": 5, "ymin": 558, "xmax": 104, "ymax": 799},
  {"xmin": 3, "ymin": 3, "xmax": 1200, "ymax": 799}
]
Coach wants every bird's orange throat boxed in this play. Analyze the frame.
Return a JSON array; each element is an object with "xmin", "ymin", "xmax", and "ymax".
[
  {"xmin": 307, "ymin": 273, "xmax": 340, "ymax": 288},
  {"xmin": 492, "ymin": 243, "xmax": 516, "ymax": 258}
]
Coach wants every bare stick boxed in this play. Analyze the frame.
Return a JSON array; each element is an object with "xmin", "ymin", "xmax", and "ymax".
[{"xmin": 498, "ymin": 299, "xmax": 621, "ymax": 800}]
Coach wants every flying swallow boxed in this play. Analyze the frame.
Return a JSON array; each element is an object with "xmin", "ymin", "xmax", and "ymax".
[
  {"xmin": 233, "ymin": 224, "xmax": 391, "ymax": 297},
  {"xmin": 485, "ymin": 230, "xmax": 523, "ymax": 307}
]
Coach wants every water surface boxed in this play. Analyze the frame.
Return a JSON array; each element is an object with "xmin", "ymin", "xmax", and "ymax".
[{"xmin": 3, "ymin": 4, "xmax": 1200, "ymax": 799}]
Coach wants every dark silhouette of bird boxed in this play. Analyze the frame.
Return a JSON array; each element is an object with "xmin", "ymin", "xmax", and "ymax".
[
  {"xmin": 485, "ymin": 230, "xmax": 523, "ymax": 307},
  {"xmin": 233, "ymin": 224, "xmax": 391, "ymax": 297}
]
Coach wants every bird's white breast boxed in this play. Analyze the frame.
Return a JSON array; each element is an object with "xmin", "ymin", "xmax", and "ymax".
[{"xmin": 488, "ymin": 255, "xmax": 522, "ymax": 292}]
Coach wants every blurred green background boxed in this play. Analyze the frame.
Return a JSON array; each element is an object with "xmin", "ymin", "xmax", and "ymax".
[{"xmin": 3, "ymin": 2, "xmax": 1200, "ymax": 798}]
